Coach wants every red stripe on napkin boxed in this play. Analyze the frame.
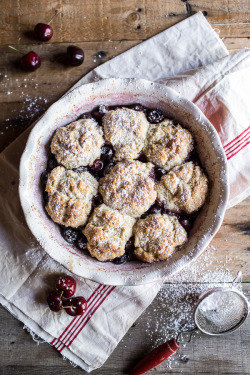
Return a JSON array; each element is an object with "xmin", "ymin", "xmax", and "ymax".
[
  {"xmin": 60, "ymin": 285, "xmax": 115, "ymax": 351},
  {"xmin": 224, "ymin": 125, "xmax": 250, "ymax": 151},
  {"xmin": 51, "ymin": 284, "xmax": 106, "ymax": 347},
  {"xmin": 223, "ymin": 125, "xmax": 250, "ymax": 160},
  {"xmin": 227, "ymin": 138, "xmax": 250, "ymax": 160},
  {"xmin": 56, "ymin": 285, "xmax": 114, "ymax": 351}
]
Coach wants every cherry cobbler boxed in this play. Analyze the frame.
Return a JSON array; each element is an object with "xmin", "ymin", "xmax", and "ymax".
[{"xmin": 41, "ymin": 104, "xmax": 209, "ymax": 264}]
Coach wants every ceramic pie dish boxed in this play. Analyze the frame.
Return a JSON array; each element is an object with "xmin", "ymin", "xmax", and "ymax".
[{"xmin": 19, "ymin": 78, "xmax": 229, "ymax": 286}]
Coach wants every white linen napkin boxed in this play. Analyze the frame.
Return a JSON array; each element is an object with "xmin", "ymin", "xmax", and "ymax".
[{"xmin": 0, "ymin": 12, "xmax": 249, "ymax": 372}]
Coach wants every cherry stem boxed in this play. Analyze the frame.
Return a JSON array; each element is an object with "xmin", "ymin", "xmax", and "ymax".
[
  {"xmin": 8, "ymin": 45, "xmax": 24, "ymax": 55},
  {"xmin": 63, "ymin": 306, "xmax": 76, "ymax": 309},
  {"xmin": 60, "ymin": 291, "xmax": 64, "ymax": 299},
  {"xmin": 48, "ymin": 10, "xmax": 59, "ymax": 25}
]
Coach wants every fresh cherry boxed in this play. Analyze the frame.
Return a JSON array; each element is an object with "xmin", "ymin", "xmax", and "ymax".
[
  {"xmin": 55, "ymin": 275, "xmax": 76, "ymax": 298},
  {"xmin": 90, "ymin": 159, "xmax": 104, "ymax": 173},
  {"xmin": 35, "ymin": 24, "xmax": 53, "ymax": 42},
  {"xmin": 34, "ymin": 11, "xmax": 58, "ymax": 42},
  {"xmin": 67, "ymin": 45, "xmax": 84, "ymax": 66},
  {"xmin": 92, "ymin": 104, "xmax": 109, "ymax": 120},
  {"xmin": 47, "ymin": 291, "xmax": 63, "ymax": 312},
  {"xmin": 20, "ymin": 51, "xmax": 41, "ymax": 71},
  {"xmin": 101, "ymin": 145, "xmax": 114, "ymax": 162},
  {"xmin": 64, "ymin": 296, "xmax": 87, "ymax": 316},
  {"xmin": 147, "ymin": 109, "xmax": 164, "ymax": 124},
  {"xmin": 61, "ymin": 227, "xmax": 78, "ymax": 244},
  {"xmin": 9, "ymin": 46, "xmax": 41, "ymax": 72}
]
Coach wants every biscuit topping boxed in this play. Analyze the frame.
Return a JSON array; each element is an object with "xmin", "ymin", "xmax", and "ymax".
[
  {"xmin": 99, "ymin": 160, "xmax": 157, "ymax": 218},
  {"xmin": 51, "ymin": 119, "xmax": 105, "ymax": 169},
  {"xmin": 45, "ymin": 166, "xmax": 98, "ymax": 227}
]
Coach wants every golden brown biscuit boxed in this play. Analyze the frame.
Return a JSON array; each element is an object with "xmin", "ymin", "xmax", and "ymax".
[
  {"xmin": 99, "ymin": 160, "xmax": 157, "ymax": 217},
  {"xmin": 157, "ymin": 162, "xmax": 209, "ymax": 213},
  {"xmin": 84, "ymin": 204, "xmax": 135, "ymax": 262},
  {"xmin": 133, "ymin": 214, "xmax": 187, "ymax": 263},
  {"xmin": 143, "ymin": 119, "xmax": 193, "ymax": 171},
  {"xmin": 103, "ymin": 107, "xmax": 149, "ymax": 160},
  {"xmin": 51, "ymin": 119, "xmax": 105, "ymax": 169},
  {"xmin": 45, "ymin": 166, "xmax": 98, "ymax": 227}
]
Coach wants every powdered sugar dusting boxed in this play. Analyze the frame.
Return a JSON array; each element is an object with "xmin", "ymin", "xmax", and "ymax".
[{"xmin": 143, "ymin": 245, "xmax": 236, "ymax": 369}]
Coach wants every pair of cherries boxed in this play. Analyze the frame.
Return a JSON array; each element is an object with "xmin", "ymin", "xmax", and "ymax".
[
  {"xmin": 9, "ymin": 12, "xmax": 84, "ymax": 72},
  {"xmin": 47, "ymin": 275, "xmax": 87, "ymax": 316}
]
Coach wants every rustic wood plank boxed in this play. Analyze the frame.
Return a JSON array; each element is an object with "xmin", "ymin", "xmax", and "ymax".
[
  {"xmin": 223, "ymin": 37, "xmax": 250, "ymax": 52},
  {"xmin": 0, "ymin": 0, "xmax": 250, "ymax": 46},
  {"xmin": 0, "ymin": 35, "xmax": 249, "ymax": 151},
  {"xmin": 0, "ymin": 284, "xmax": 250, "ymax": 374}
]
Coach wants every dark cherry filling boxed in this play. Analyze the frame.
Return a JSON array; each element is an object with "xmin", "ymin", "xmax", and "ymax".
[
  {"xmin": 90, "ymin": 159, "xmax": 104, "ymax": 173},
  {"xmin": 76, "ymin": 234, "xmax": 88, "ymax": 252},
  {"xmin": 136, "ymin": 154, "xmax": 148, "ymax": 163},
  {"xmin": 92, "ymin": 104, "xmax": 109, "ymax": 121},
  {"xmin": 185, "ymin": 148, "xmax": 199, "ymax": 165},
  {"xmin": 47, "ymin": 154, "xmax": 58, "ymax": 171},
  {"xmin": 41, "ymin": 170, "xmax": 49, "ymax": 186},
  {"xmin": 103, "ymin": 161, "xmax": 116, "ymax": 176},
  {"xmin": 42, "ymin": 103, "xmax": 201, "ymax": 264},
  {"xmin": 113, "ymin": 237, "xmax": 136, "ymax": 264},
  {"xmin": 78, "ymin": 112, "xmax": 93, "ymax": 120},
  {"xmin": 154, "ymin": 166, "xmax": 167, "ymax": 181},
  {"xmin": 73, "ymin": 166, "xmax": 88, "ymax": 173},
  {"xmin": 129, "ymin": 103, "xmax": 147, "ymax": 113},
  {"xmin": 101, "ymin": 144, "xmax": 114, "ymax": 162},
  {"xmin": 141, "ymin": 200, "xmax": 163, "ymax": 219},
  {"xmin": 61, "ymin": 227, "xmax": 78, "ymax": 245},
  {"xmin": 148, "ymin": 167, "xmax": 156, "ymax": 182},
  {"xmin": 92, "ymin": 193, "xmax": 103, "ymax": 208},
  {"xmin": 147, "ymin": 109, "xmax": 164, "ymax": 124}
]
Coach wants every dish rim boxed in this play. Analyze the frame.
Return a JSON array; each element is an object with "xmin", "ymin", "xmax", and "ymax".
[{"xmin": 19, "ymin": 78, "xmax": 229, "ymax": 286}]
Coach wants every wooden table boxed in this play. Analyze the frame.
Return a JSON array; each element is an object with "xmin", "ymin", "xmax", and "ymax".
[{"xmin": 0, "ymin": 1, "xmax": 250, "ymax": 374}]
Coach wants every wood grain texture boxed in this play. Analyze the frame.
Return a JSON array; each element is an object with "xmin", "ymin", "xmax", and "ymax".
[
  {"xmin": 0, "ymin": 0, "xmax": 250, "ymax": 45},
  {"xmin": 0, "ymin": 37, "xmax": 249, "ymax": 151},
  {"xmin": 0, "ymin": 284, "xmax": 250, "ymax": 374},
  {"xmin": 0, "ymin": 1, "xmax": 250, "ymax": 374}
]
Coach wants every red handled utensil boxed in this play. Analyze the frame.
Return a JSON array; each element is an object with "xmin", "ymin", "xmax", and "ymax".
[
  {"xmin": 130, "ymin": 272, "xmax": 249, "ymax": 375},
  {"xmin": 129, "ymin": 337, "xmax": 180, "ymax": 375}
]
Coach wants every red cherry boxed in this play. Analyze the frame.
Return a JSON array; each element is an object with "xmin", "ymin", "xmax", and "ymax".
[
  {"xmin": 20, "ymin": 51, "xmax": 41, "ymax": 72},
  {"xmin": 55, "ymin": 275, "xmax": 76, "ymax": 298},
  {"xmin": 90, "ymin": 159, "xmax": 104, "ymax": 173},
  {"xmin": 64, "ymin": 297, "xmax": 87, "ymax": 316},
  {"xmin": 34, "ymin": 10, "xmax": 58, "ymax": 42},
  {"xmin": 47, "ymin": 291, "xmax": 63, "ymax": 312},
  {"xmin": 67, "ymin": 45, "xmax": 84, "ymax": 66},
  {"xmin": 9, "ymin": 46, "xmax": 41, "ymax": 72},
  {"xmin": 34, "ymin": 23, "xmax": 53, "ymax": 41}
]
